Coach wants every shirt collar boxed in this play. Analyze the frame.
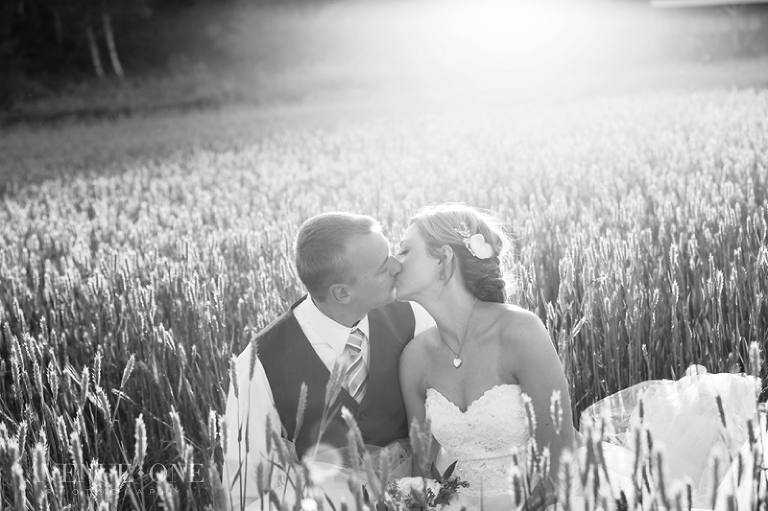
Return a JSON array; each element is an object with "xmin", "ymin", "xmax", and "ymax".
[{"xmin": 304, "ymin": 296, "xmax": 370, "ymax": 354}]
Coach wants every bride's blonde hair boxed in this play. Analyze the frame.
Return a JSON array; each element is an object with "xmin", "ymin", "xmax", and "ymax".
[{"xmin": 409, "ymin": 203, "xmax": 512, "ymax": 303}]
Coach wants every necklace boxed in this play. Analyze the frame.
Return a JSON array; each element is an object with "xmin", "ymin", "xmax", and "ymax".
[{"xmin": 439, "ymin": 299, "xmax": 478, "ymax": 369}]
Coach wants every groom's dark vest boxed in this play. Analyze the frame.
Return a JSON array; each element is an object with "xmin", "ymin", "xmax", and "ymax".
[{"xmin": 258, "ymin": 296, "xmax": 416, "ymax": 458}]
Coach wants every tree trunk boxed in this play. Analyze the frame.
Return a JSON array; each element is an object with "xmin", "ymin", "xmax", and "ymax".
[
  {"xmin": 101, "ymin": 11, "xmax": 124, "ymax": 78},
  {"xmin": 85, "ymin": 25, "xmax": 105, "ymax": 79},
  {"xmin": 53, "ymin": 9, "xmax": 63, "ymax": 47}
]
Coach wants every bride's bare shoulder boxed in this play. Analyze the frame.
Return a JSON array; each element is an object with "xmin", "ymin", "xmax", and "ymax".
[
  {"xmin": 401, "ymin": 326, "xmax": 439, "ymax": 364},
  {"xmin": 496, "ymin": 304, "xmax": 549, "ymax": 344}
]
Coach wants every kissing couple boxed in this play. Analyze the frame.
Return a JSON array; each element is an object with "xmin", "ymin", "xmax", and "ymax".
[
  {"xmin": 223, "ymin": 203, "xmax": 573, "ymax": 511},
  {"xmin": 222, "ymin": 204, "xmax": 763, "ymax": 511}
]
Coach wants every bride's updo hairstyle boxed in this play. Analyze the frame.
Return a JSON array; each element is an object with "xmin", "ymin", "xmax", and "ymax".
[{"xmin": 409, "ymin": 203, "xmax": 512, "ymax": 303}]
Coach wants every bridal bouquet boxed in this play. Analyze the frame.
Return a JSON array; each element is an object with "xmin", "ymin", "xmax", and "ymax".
[{"xmin": 380, "ymin": 462, "xmax": 468, "ymax": 511}]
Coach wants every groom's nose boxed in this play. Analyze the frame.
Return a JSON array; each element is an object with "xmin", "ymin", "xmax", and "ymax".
[{"xmin": 387, "ymin": 256, "xmax": 402, "ymax": 276}]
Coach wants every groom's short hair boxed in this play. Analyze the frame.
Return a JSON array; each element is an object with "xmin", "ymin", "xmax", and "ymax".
[{"xmin": 296, "ymin": 212, "xmax": 380, "ymax": 301}]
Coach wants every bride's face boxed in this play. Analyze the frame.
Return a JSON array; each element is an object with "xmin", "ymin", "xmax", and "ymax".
[{"xmin": 394, "ymin": 224, "xmax": 440, "ymax": 301}]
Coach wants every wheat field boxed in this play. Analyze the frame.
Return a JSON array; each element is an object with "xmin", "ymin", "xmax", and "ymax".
[{"xmin": 1, "ymin": 89, "xmax": 767, "ymax": 510}]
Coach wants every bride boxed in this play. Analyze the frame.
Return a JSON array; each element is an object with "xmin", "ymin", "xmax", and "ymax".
[
  {"xmin": 394, "ymin": 203, "xmax": 762, "ymax": 511},
  {"xmin": 396, "ymin": 203, "xmax": 572, "ymax": 510}
]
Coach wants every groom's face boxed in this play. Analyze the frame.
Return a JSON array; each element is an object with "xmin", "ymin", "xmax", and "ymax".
[{"xmin": 342, "ymin": 231, "xmax": 401, "ymax": 312}]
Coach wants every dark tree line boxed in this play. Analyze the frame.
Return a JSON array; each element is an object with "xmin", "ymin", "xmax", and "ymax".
[
  {"xmin": 0, "ymin": 0, "xmax": 255, "ymax": 106},
  {"xmin": 1, "ymin": 0, "xmax": 158, "ymax": 80}
]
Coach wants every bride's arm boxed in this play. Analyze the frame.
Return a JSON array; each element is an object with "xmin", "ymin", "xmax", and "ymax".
[
  {"xmin": 399, "ymin": 335, "xmax": 440, "ymax": 477},
  {"xmin": 504, "ymin": 308, "xmax": 576, "ymax": 496}
]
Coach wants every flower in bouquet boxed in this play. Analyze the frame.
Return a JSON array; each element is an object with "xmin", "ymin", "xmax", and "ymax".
[
  {"xmin": 383, "ymin": 462, "xmax": 468, "ymax": 510},
  {"xmin": 301, "ymin": 498, "xmax": 319, "ymax": 511},
  {"xmin": 387, "ymin": 477, "xmax": 441, "ymax": 508}
]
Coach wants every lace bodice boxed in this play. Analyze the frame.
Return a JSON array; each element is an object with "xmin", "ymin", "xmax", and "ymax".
[
  {"xmin": 425, "ymin": 384, "xmax": 530, "ymax": 504},
  {"xmin": 426, "ymin": 372, "xmax": 763, "ymax": 511}
]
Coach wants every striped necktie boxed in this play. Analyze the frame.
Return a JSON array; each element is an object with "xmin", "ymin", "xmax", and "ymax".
[{"xmin": 344, "ymin": 328, "xmax": 368, "ymax": 404}]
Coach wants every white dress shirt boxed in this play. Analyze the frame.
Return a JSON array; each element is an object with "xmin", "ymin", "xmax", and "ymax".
[{"xmin": 222, "ymin": 299, "xmax": 434, "ymax": 511}]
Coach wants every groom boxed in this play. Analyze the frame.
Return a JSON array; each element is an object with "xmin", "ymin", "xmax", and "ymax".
[{"xmin": 223, "ymin": 212, "xmax": 433, "ymax": 510}]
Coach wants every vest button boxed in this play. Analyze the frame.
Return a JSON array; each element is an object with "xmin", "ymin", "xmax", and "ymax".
[{"xmin": 358, "ymin": 413, "xmax": 367, "ymax": 421}]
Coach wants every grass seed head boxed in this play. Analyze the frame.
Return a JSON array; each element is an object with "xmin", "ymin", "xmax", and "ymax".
[
  {"xmin": 95, "ymin": 385, "xmax": 111, "ymax": 419},
  {"xmin": 550, "ymin": 390, "xmax": 563, "ymax": 436},
  {"xmin": 134, "ymin": 414, "xmax": 147, "ymax": 470},
  {"xmin": 79, "ymin": 366, "xmax": 90, "ymax": 409},
  {"xmin": 33, "ymin": 442, "xmax": 47, "ymax": 508},
  {"xmin": 48, "ymin": 362, "xmax": 59, "ymax": 400},
  {"xmin": 120, "ymin": 354, "xmax": 135, "ymax": 389},
  {"xmin": 324, "ymin": 359, "xmax": 344, "ymax": 408},
  {"xmin": 51, "ymin": 466, "xmax": 64, "ymax": 504},
  {"xmin": 716, "ymin": 394, "xmax": 727, "ymax": 429},
  {"xmin": 170, "ymin": 407, "xmax": 187, "ymax": 456},
  {"xmin": 10, "ymin": 352, "xmax": 20, "ymax": 399},
  {"xmin": 156, "ymin": 470, "xmax": 179, "ymax": 511},
  {"xmin": 218, "ymin": 414, "xmax": 228, "ymax": 456},
  {"xmin": 32, "ymin": 359, "xmax": 43, "ymax": 397},
  {"xmin": 229, "ymin": 355, "xmax": 239, "ymax": 400},
  {"xmin": 208, "ymin": 409, "xmax": 218, "ymax": 448},
  {"xmin": 11, "ymin": 461, "xmax": 26, "ymax": 511},
  {"xmin": 93, "ymin": 347, "xmax": 102, "ymax": 386},
  {"xmin": 16, "ymin": 421, "xmax": 27, "ymax": 458},
  {"xmin": 522, "ymin": 392, "xmax": 537, "ymax": 437}
]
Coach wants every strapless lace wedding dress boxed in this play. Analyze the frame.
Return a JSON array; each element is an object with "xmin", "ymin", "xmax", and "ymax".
[
  {"xmin": 426, "ymin": 384, "xmax": 529, "ymax": 511},
  {"xmin": 425, "ymin": 370, "xmax": 763, "ymax": 511}
]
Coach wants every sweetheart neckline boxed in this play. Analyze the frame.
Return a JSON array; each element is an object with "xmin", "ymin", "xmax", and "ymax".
[{"xmin": 426, "ymin": 383, "xmax": 522, "ymax": 414}]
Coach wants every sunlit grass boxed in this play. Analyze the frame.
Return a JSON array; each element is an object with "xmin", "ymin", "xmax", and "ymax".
[{"xmin": 0, "ymin": 88, "xmax": 767, "ymax": 509}]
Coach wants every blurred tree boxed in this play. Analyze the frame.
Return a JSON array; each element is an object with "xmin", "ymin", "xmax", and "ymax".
[
  {"xmin": 69, "ymin": 0, "xmax": 130, "ymax": 78},
  {"xmin": 0, "ymin": 0, "xmax": 154, "ymax": 87},
  {"xmin": 85, "ymin": 23, "xmax": 105, "ymax": 78},
  {"xmin": 102, "ymin": 7, "xmax": 124, "ymax": 77}
]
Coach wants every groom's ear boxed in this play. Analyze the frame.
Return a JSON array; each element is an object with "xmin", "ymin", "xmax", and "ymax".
[{"xmin": 329, "ymin": 283, "xmax": 352, "ymax": 304}]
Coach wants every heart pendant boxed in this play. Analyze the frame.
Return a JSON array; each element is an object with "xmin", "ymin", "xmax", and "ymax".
[{"xmin": 453, "ymin": 358, "xmax": 462, "ymax": 368}]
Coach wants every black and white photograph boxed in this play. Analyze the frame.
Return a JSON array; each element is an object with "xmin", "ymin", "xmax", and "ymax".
[{"xmin": 2, "ymin": 0, "xmax": 768, "ymax": 509}]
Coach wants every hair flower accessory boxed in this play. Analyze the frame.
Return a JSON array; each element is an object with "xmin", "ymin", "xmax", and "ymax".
[
  {"xmin": 467, "ymin": 234, "xmax": 494, "ymax": 259},
  {"xmin": 455, "ymin": 223, "xmax": 494, "ymax": 259}
]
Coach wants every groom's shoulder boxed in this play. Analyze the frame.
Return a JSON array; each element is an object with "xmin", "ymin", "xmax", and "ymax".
[
  {"xmin": 370, "ymin": 300, "xmax": 416, "ymax": 339},
  {"xmin": 380, "ymin": 299, "xmax": 415, "ymax": 318},
  {"xmin": 249, "ymin": 306, "xmax": 298, "ymax": 351}
]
